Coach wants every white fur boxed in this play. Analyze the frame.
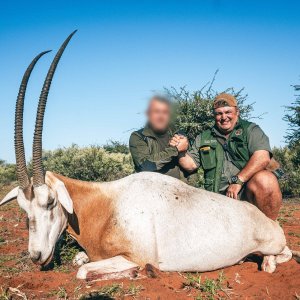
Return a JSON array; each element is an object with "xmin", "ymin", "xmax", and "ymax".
[
  {"xmin": 54, "ymin": 181, "xmax": 73, "ymax": 214},
  {"xmin": 103, "ymin": 172, "xmax": 287, "ymax": 272},
  {"xmin": 1, "ymin": 181, "xmax": 70, "ymax": 265},
  {"xmin": 26, "ymin": 184, "xmax": 68, "ymax": 264},
  {"xmin": 73, "ymin": 251, "xmax": 90, "ymax": 266},
  {"xmin": 77, "ymin": 256, "xmax": 138, "ymax": 280}
]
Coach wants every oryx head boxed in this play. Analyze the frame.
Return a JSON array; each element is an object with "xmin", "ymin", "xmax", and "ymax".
[{"xmin": 0, "ymin": 31, "xmax": 76, "ymax": 266}]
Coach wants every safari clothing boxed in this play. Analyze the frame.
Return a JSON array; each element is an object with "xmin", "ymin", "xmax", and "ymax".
[
  {"xmin": 188, "ymin": 118, "xmax": 272, "ymax": 194},
  {"xmin": 129, "ymin": 126, "xmax": 180, "ymax": 179}
]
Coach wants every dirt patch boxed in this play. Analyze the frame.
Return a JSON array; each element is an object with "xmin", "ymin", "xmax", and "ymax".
[{"xmin": 0, "ymin": 185, "xmax": 299, "ymax": 299}]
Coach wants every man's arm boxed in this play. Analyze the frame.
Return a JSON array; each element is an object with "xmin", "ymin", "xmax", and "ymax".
[
  {"xmin": 178, "ymin": 153, "xmax": 198, "ymax": 172},
  {"xmin": 170, "ymin": 134, "xmax": 199, "ymax": 173},
  {"xmin": 129, "ymin": 132, "xmax": 178, "ymax": 172},
  {"xmin": 238, "ymin": 150, "xmax": 270, "ymax": 182},
  {"xmin": 227, "ymin": 124, "xmax": 272, "ymax": 199}
]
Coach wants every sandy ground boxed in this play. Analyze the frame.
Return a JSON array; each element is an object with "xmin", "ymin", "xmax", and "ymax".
[{"xmin": 0, "ymin": 183, "xmax": 299, "ymax": 300}]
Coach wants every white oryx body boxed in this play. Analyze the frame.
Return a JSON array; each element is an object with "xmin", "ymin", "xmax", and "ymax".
[{"xmin": 69, "ymin": 171, "xmax": 285, "ymax": 272}]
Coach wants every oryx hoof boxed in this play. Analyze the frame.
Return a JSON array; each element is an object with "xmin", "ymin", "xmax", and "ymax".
[
  {"xmin": 73, "ymin": 251, "xmax": 89, "ymax": 266},
  {"xmin": 262, "ymin": 255, "xmax": 277, "ymax": 273},
  {"xmin": 276, "ymin": 246, "xmax": 292, "ymax": 264}
]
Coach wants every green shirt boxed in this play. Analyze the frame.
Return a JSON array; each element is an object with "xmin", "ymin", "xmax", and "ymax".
[
  {"xmin": 188, "ymin": 122, "xmax": 272, "ymax": 192},
  {"xmin": 129, "ymin": 126, "xmax": 180, "ymax": 179}
]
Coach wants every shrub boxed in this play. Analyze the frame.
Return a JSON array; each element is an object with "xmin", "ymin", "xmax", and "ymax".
[
  {"xmin": 0, "ymin": 160, "xmax": 16, "ymax": 186},
  {"xmin": 273, "ymin": 145, "xmax": 300, "ymax": 198},
  {"xmin": 28, "ymin": 144, "xmax": 134, "ymax": 182},
  {"xmin": 103, "ymin": 140, "xmax": 129, "ymax": 154},
  {"xmin": 166, "ymin": 72, "xmax": 254, "ymax": 141},
  {"xmin": 284, "ymin": 84, "xmax": 300, "ymax": 147}
]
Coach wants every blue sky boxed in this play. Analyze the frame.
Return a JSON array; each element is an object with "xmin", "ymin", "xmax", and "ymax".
[{"xmin": 1, "ymin": 0, "xmax": 299, "ymax": 163}]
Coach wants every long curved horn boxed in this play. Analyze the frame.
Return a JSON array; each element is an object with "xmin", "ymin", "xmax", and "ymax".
[
  {"xmin": 32, "ymin": 30, "xmax": 77, "ymax": 187},
  {"xmin": 15, "ymin": 51, "xmax": 51, "ymax": 189}
]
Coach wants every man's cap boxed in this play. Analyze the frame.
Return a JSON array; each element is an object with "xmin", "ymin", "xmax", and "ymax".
[{"xmin": 213, "ymin": 93, "xmax": 237, "ymax": 109}]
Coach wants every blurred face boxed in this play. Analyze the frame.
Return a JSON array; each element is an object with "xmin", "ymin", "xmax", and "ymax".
[
  {"xmin": 147, "ymin": 99, "xmax": 171, "ymax": 133},
  {"xmin": 214, "ymin": 106, "xmax": 239, "ymax": 134}
]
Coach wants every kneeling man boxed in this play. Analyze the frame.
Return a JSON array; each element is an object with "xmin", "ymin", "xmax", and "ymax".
[
  {"xmin": 129, "ymin": 95, "xmax": 186, "ymax": 179},
  {"xmin": 174, "ymin": 93, "xmax": 282, "ymax": 220}
]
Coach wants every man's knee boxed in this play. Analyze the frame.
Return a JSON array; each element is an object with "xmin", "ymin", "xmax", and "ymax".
[
  {"xmin": 247, "ymin": 170, "xmax": 280, "ymax": 195},
  {"xmin": 245, "ymin": 170, "xmax": 282, "ymax": 219}
]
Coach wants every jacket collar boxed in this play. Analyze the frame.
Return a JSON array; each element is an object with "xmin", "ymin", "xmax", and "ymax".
[{"xmin": 142, "ymin": 124, "xmax": 172, "ymax": 138}]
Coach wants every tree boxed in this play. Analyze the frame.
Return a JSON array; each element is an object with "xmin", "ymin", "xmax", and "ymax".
[
  {"xmin": 165, "ymin": 71, "xmax": 255, "ymax": 142},
  {"xmin": 284, "ymin": 84, "xmax": 300, "ymax": 147}
]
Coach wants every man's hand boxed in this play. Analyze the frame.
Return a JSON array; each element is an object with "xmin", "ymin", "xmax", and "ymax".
[
  {"xmin": 169, "ymin": 134, "xmax": 189, "ymax": 153},
  {"xmin": 226, "ymin": 184, "xmax": 242, "ymax": 200}
]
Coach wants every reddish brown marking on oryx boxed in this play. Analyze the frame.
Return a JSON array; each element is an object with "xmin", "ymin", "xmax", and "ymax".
[
  {"xmin": 23, "ymin": 184, "xmax": 34, "ymax": 201},
  {"xmin": 46, "ymin": 172, "xmax": 134, "ymax": 262},
  {"xmin": 50, "ymin": 210, "xmax": 54, "ymax": 221}
]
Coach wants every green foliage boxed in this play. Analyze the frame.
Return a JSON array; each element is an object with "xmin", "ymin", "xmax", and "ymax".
[
  {"xmin": 273, "ymin": 145, "xmax": 300, "ymax": 197},
  {"xmin": 28, "ymin": 144, "xmax": 133, "ymax": 182},
  {"xmin": 58, "ymin": 233, "xmax": 80, "ymax": 264},
  {"xmin": 182, "ymin": 271, "xmax": 228, "ymax": 300},
  {"xmin": 0, "ymin": 160, "xmax": 16, "ymax": 186},
  {"xmin": 0, "ymin": 287, "xmax": 10, "ymax": 300},
  {"xmin": 48, "ymin": 287, "xmax": 68, "ymax": 299},
  {"xmin": 79, "ymin": 283, "xmax": 143, "ymax": 299},
  {"xmin": 103, "ymin": 140, "xmax": 129, "ymax": 154},
  {"xmin": 284, "ymin": 84, "xmax": 300, "ymax": 147},
  {"xmin": 166, "ymin": 72, "xmax": 254, "ymax": 141}
]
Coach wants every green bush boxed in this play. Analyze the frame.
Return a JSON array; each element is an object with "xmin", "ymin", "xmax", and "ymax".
[
  {"xmin": 103, "ymin": 140, "xmax": 129, "ymax": 154},
  {"xmin": 274, "ymin": 83, "xmax": 300, "ymax": 198},
  {"xmin": 273, "ymin": 145, "xmax": 300, "ymax": 198},
  {"xmin": 284, "ymin": 84, "xmax": 300, "ymax": 147},
  {"xmin": 0, "ymin": 160, "xmax": 16, "ymax": 186},
  {"xmin": 166, "ymin": 74, "xmax": 254, "ymax": 141},
  {"xmin": 28, "ymin": 144, "xmax": 134, "ymax": 182}
]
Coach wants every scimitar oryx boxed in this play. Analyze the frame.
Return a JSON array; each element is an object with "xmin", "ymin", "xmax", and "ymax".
[{"xmin": 1, "ymin": 31, "xmax": 299, "ymax": 280}]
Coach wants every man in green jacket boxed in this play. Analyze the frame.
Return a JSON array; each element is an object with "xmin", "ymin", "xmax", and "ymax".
[
  {"xmin": 172, "ymin": 93, "xmax": 282, "ymax": 220},
  {"xmin": 129, "ymin": 95, "xmax": 188, "ymax": 179}
]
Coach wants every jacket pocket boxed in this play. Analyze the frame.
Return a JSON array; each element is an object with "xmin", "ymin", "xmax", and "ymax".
[{"xmin": 200, "ymin": 146, "xmax": 216, "ymax": 170}]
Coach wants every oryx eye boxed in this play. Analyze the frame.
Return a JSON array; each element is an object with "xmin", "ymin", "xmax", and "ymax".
[{"xmin": 47, "ymin": 197, "xmax": 55, "ymax": 209}]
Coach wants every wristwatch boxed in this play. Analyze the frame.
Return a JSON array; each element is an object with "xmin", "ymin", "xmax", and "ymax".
[{"xmin": 230, "ymin": 175, "xmax": 245, "ymax": 186}]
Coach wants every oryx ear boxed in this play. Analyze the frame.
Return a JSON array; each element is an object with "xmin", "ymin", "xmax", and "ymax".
[
  {"xmin": 0, "ymin": 186, "xmax": 19, "ymax": 206},
  {"xmin": 55, "ymin": 181, "xmax": 73, "ymax": 214}
]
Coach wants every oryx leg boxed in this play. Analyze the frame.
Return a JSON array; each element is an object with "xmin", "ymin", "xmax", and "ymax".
[
  {"xmin": 252, "ymin": 216, "xmax": 292, "ymax": 273},
  {"xmin": 76, "ymin": 255, "xmax": 139, "ymax": 281},
  {"xmin": 262, "ymin": 246, "xmax": 293, "ymax": 273},
  {"xmin": 73, "ymin": 251, "xmax": 90, "ymax": 266}
]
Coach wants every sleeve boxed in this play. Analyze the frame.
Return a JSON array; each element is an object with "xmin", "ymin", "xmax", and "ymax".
[
  {"xmin": 187, "ymin": 135, "xmax": 201, "ymax": 168},
  {"xmin": 247, "ymin": 124, "xmax": 272, "ymax": 156},
  {"xmin": 129, "ymin": 132, "xmax": 178, "ymax": 172}
]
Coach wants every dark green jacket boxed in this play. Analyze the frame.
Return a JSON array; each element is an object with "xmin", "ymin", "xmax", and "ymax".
[
  {"xmin": 129, "ymin": 126, "xmax": 179, "ymax": 175},
  {"xmin": 197, "ymin": 119, "xmax": 252, "ymax": 192}
]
